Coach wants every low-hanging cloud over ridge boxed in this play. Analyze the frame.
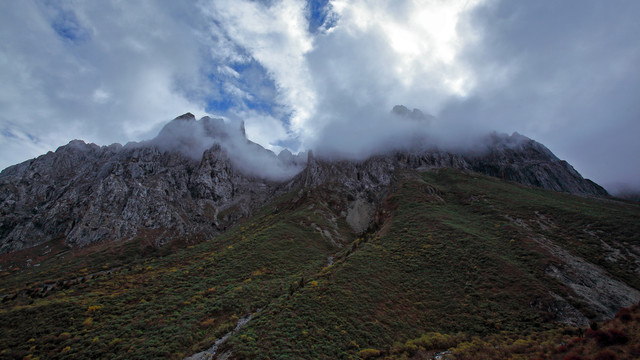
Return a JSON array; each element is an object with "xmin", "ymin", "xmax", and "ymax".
[{"xmin": 1, "ymin": 0, "xmax": 639, "ymax": 191}]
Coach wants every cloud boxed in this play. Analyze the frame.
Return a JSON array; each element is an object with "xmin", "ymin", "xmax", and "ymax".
[
  {"xmin": 297, "ymin": 0, "xmax": 488, "ymax": 154},
  {"xmin": 198, "ymin": 0, "xmax": 486, "ymax": 155},
  {"xmin": 0, "ymin": 0, "xmax": 209, "ymax": 170},
  {"xmin": 439, "ymin": 0, "xmax": 640, "ymax": 187},
  {"xmin": 2, "ymin": 0, "xmax": 639, "ymax": 190},
  {"xmin": 200, "ymin": 0, "xmax": 316, "ymax": 137},
  {"xmin": 144, "ymin": 114, "xmax": 305, "ymax": 181}
]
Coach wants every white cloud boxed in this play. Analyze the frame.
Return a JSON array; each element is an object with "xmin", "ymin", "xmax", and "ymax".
[
  {"xmin": 3, "ymin": 0, "xmax": 639, "ymax": 189},
  {"xmin": 200, "ymin": 0, "xmax": 315, "ymax": 137},
  {"xmin": 0, "ymin": 0, "xmax": 209, "ymax": 170},
  {"xmin": 240, "ymin": 110, "xmax": 292, "ymax": 152},
  {"xmin": 92, "ymin": 88, "xmax": 111, "ymax": 104},
  {"xmin": 1, "ymin": 0, "xmax": 484, "ymax": 170},
  {"xmin": 198, "ymin": 0, "xmax": 486, "ymax": 153},
  {"xmin": 297, "ymin": 0, "xmax": 487, "ymax": 151}
]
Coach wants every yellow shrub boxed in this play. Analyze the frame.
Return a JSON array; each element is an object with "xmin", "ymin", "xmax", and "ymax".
[
  {"xmin": 201, "ymin": 318, "xmax": 216, "ymax": 327},
  {"xmin": 357, "ymin": 348, "xmax": 381, "ymax": 358},
  {"xmin": 87, "ymin": 305, "xmax": 103, "ymax": 314},
  {"xmin": 251, "ymin": 268, "xmax": 267, "ymax": 276},
  {"xmin": 406, "ymin": 332, "xmax": 458, "ymax": 350},
  {"xmin": 83, "ymin": 317, "xmax": 94, "ymax": 327}
]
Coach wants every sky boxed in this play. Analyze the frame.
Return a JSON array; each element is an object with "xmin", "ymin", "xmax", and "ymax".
[{"xmin": 0, "ymin": 0, "xmax": 639, "ymax": 191}]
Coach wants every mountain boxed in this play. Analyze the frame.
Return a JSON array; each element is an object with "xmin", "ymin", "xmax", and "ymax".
[
  {"xmin": 0, "ymin": 113, "xmax": 304, "ymax": 254},
  {"xmin": 1, "ymin": 112, "xmax": 636, "ymax": 360},
  {"xmin": 0, "ymin": 113, "xmax": 605, "ymax": 254},
  {"xmin": 0, "ymin": 167, "xmax": 637, "ymax": 360}
]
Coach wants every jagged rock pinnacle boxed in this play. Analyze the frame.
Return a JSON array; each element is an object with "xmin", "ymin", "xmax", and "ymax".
[{"xmin": 175, "ymin": 113, "xmax": 196, "ymax": 121}]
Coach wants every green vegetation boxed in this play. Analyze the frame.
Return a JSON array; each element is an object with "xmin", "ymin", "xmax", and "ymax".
[
  {"xmin": 1, "ymin": 168, "xmax": 638, "ymax": 359},
  {"xmin": 385, "ymin": 303, "xmax": 640, "ymax": 359},
  {"xmin": 0, "ymin": 190, "xmax": 353, "ymax": 359}
]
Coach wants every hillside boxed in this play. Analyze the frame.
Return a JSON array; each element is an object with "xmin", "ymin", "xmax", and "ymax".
[
  {"xmin": 0, "ymin": 113, "xmax": 606, "ymax": 255},
  {"xmin": 1, "ymin": 167, "xmax": 638, "ymax": 359}
]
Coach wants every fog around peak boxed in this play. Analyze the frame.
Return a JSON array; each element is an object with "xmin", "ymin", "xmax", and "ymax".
[
  {"xmin": 309, "ymin": 102, "xmax": 499, "ymax": 162},
  {"xmin": 136, "ymin": 114, "xmax": 306, "ymax": 182}
]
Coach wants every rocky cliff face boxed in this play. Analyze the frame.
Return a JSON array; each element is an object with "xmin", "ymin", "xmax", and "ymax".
[
  {"xmin": 0, "ymin": 114, "xmax": 299, "ymax": 254},
  {"xmin": 396, "ymin": 132, "xmax": 608, "ymax": 196},
  {"xmin": 0, "ymin": 114, "xmax": 607, "ymax": 254},
  {"xmin": 286, "ymin": 132, "xmax": 606, "ymax": 236}
]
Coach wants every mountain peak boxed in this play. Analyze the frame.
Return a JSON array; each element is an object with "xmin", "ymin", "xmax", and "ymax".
[
  {"xmin": 175, "ymin": 112, "xmax": 196, "ymax": 121},
  {"xmin": 0, "ymin": 111, "xmax": 609, "ymax": 254},
  {"xmin": 391, "ymin": 104, "xmax": 434, "ymax": 122}
]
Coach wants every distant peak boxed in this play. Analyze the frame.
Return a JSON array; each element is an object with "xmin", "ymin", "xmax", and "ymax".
[
  {"xmin": 391, "ymin": 105, "xmax": 434, "ymax": 122},
  {"xmin": 175, "ymin": 113, "xmax": 196, "ymax": 121},
  {"xmin": 391, "ymin": 105, "xmax": 411, "ymax": 116}
]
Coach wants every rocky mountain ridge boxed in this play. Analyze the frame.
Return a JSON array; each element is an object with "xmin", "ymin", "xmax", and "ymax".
[{"xmin": 0, "ymin": 113, "xmax": 607, "ymax": 254}]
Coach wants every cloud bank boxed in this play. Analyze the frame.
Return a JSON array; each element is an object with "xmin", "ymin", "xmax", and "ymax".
[{"xmin": 1, "ymin": 0, "xmax": 639, "ymax": 191}]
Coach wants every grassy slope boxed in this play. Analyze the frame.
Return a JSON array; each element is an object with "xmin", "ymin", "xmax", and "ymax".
[
  {"xmin": 0, "ymin": 190, "xmax": 353, "ymax": 359},
  {"xmin": 228, "ymin": 169, "xmax": 639, "ymax": 359},
  {"xmin": 0, "ymin": 168, "xmax": 638, "ymax": 359}
]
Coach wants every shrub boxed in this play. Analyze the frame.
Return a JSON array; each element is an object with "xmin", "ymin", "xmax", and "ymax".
[
  {"xmin": 357, "ymin": 348, "xmax": 381, "ymax": 358},
  {"xmin": 563, "ymin": 354, "xmax": 584, "ymax": 360},
  {"xmin": 406, "ymin": 332, "xmax": 459, "ymax": 350},
  {"xmin": 614, "ymin": 308, "xmax": 632, "ymax": 322},
  {"xmin": 511, "ymin": 338, "xmax": 533, "ymax": 353},
  {"xmin": 200, "ymin": 318, "xmax": 216, "ymax": 327},
  {"xmin": 594, "ymin": 350, "xmax": 617, "ymax": 360},
  {"xmin": 606, "ymin": 329, "xmax": 629, "ymax": 345},
  {"xmin": 587, "ymin": 329, "xmax": 628, "ymax": 347},
  {"xmin": 87, "ymin": 305, "xmax": 103, "ymax": 314},
  {"xmin": 587, "ymin": 330, "xmax": 610, "ymax": 347},
  {"xmin": 83, "ymin": 317, "xmax": 94, "ymax": 327}
]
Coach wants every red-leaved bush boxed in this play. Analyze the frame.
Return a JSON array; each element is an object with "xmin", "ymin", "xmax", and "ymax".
[
  {"xmin": 614, "ymin": 308, "xmax": 632, "ymax": 322},
  {"xmin": 587, "ymin": 329, "xmax": 629, "ymax": 347},
  {"xmin": 594, "ymin": 349, "xmax": 617, "ymax": 360},
  {"xmin": 563, "ymin": 354, "xmax": 584, "ymax": 360}
]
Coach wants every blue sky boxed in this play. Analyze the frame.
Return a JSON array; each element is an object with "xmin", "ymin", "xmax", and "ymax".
[{"xmin": 1, "ymin": 0, "xmax": 639, "ymax": 191}]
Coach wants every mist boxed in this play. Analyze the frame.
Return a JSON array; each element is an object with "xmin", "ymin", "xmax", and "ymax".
[{"xmin": 140, "ymin": 114, "xmax": 306, "ymax": 182}]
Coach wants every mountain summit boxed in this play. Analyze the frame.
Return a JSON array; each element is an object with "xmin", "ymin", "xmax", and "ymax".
[
  {"xmin": 0, "ymin": 113, "xmax": 605, "ymax": 254},
  {"xmin": 1, "ymin": 113, "xmax": 638, "ymax": 360}
]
